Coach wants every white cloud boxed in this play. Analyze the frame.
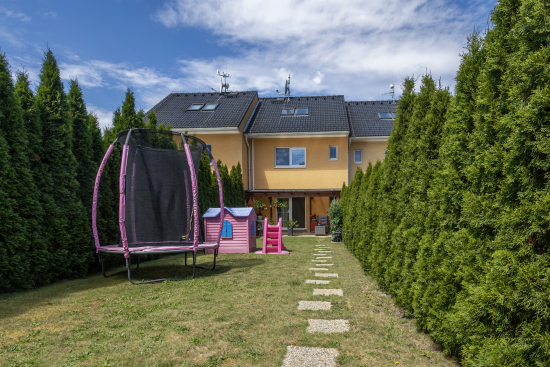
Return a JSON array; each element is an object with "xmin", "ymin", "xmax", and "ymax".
[
  {"xmin": 0, "ymin": 26, "xmax": 25, "ymax": 48},
  {"xmin": 153, "ymin": 0, "xmax": 493, "ymax": 99},
  {"xmin": 43, "ymin": 11, "xmax": 57, "ymax": 19},
  {"xmin": 87, "ymin": 104, "xmax": 114, "ymax": 130},
  {"xmin": 0, "ymin": 7, "xmax": 31, "ymax": 22}
]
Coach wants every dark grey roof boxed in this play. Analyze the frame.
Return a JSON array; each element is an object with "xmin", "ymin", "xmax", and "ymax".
[
  {"xmin": 346, "ymin": 101, "xmax": 397, "ymax": 137},
  {"xmin": 145, "ymin": 91, "xmax": 257, "ymax": 129},
  {"xmin": 245, "ymin": 95, "xmax": 349, "ymax": 134}
]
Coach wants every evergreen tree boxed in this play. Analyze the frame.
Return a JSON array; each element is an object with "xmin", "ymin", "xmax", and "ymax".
[
  {"xmin": 14, "ymin": 69, "xmax": 56, "ymax": 288},
  {"xmin": 0, "ymin": 54, "xmax": 48, "ymax": 291},
  {"xmin": 230, "ymin": 162, "xmax": 245, "ymax": 206},
  {"xmin": 68, "ymin": 79, "xmax": 96, "ymax": 217},
  {"xmin": 35, "ymin": 49, "xmax": 90, "ymax": 279}
]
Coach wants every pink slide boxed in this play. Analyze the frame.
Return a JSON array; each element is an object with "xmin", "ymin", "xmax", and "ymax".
[{"xmin": 255, "ymin": 217, "xmax": 289, "ymax": 255}]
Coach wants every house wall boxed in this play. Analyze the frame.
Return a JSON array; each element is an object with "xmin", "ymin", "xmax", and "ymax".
[
  {"xmin": 349, "ymin": 140, "xmax": 387, "ymax": 183},
  {"xmin": 204, "ymin": 215, "xmax": 255, "ymax": 253},
  {"xmin": 252, "ymin": 136, "xmax": 348, "ymax": 190}
]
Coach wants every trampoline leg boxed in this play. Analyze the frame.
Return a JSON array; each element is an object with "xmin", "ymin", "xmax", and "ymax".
[
  {"xmin": 185, "ymin": 249, "xmax": 217, "ymax": 270},
  {"xmin": 126, "ymin": 252, "xmax": 196, "ymax": 285},
  {"xmin": 99, "ymin": 253, "xmax": 107, "ymax": 277}
]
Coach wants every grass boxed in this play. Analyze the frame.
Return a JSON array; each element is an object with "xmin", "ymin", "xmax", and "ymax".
[{"xmin": 0, "ymin": 237, "xmax": 458, "ymax": 366}]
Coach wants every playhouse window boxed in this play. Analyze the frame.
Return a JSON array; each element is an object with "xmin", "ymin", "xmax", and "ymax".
[
  {"xmin": 222, "ymin": 220, "xmax": 233, "ymax": 238},
  {"xmin": 250, "ymin": 221, "xmax": 255, "ymax": 236}
]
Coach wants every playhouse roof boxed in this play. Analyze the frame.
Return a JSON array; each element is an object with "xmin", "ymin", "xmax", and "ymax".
[{"xmin": 203, "ymin": 207, "xmax": 255, "ymax": 218}]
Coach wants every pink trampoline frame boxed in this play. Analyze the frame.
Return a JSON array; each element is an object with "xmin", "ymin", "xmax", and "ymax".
[{"xmin": 91, "ymin": 129, "xmax": 225, "ymax": 284}]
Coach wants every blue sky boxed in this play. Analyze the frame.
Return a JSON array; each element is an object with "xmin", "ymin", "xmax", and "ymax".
[{"xmin": 1, "ymin": 0, "xmax": 494, "ymax": 129}]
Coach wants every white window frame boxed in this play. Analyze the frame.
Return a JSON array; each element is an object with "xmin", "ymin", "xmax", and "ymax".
[
  {"xmin": 354, "ymin": 150, "xmax": 363, "ymax": 164},
  {"xmin": 329, "ymin": 146, "xmax": 338, "ymax": 161},
  {"xmin": 274, "ymin": 147, "xmax": 307, "ymax": 168}
]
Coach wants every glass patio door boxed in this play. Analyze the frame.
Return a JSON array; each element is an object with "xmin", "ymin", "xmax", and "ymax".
[{"xmin": 276, "ymin": 198, "xmax": 289, "ymax": 226}]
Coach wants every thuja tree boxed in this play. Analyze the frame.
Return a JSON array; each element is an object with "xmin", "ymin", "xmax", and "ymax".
[
  {"xmin": 68, "ymin": 79, "xmax": 96, "ymax": 218},
  {"xmin": 35, "ymin": 49, "xmax": 90, "ymax": 279},
  {"xmin": 0, "ymin": 54, "xmax": 47, "ymax": 291}
]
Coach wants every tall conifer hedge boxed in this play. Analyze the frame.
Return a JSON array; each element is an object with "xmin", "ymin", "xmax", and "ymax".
[{"xmin": 342, "ymin": 1, "xmax": 550, "ymax": 364}]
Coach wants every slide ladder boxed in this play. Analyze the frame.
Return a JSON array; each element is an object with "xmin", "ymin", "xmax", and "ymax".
[{"xmin": 255, "ymin": 217, "xmax": 289, "ymax": 255}]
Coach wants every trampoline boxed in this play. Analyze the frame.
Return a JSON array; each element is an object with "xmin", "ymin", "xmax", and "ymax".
[{"xmin": 92, "ymin": 128, "xmax": 225, "ymax": 284}]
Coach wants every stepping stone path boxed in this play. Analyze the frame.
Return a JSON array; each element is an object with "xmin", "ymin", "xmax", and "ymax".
[
  {"xmin": 307, "ymin": 319, "xmax": 350, "ymax": 333},
  {"xmin": 306, "ymin": 279, "xmax": 330, "ymax": 284},
  {"xmin": 313, "ymin": 289, "xmax": 343, "ymax": 296},
  {"xmin": 298, "ymin": 301, "xmax": 332, "ymax": 310},
  {"xmin": 283, "ymin": 240, "xmax": 349, "ymax": 366},
  {"xmin": 281, "ymin": 346, "xmax": 338, "ymax": 367}
]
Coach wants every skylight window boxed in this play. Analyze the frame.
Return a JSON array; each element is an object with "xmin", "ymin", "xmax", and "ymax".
[
  {"xmin": 281, "ymin": 108, "xmax": 294, "ymax": 115},
  {"xmin": 188, "ymin": 104, "xmax": 204, "ymax": 111},
  {"xmin": 378, "ymin": 112, "xmax": 393, "ymax": 119},
  {"xmin": 295, "ymin": 108, "xmax": 308, "ymax": 115},
  {"xmin": 202, "ymin": 103, "xmax": 218, "ymax": 111}
]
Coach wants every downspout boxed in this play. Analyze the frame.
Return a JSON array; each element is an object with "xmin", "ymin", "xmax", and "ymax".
[
  {"xmin": 245, "ymin": 135, "xmax": 251, "ymax": 190},
  {"xmin": 243, "ymin": 99, "xmax": 259, "ymax": 192},
  {"xmin": 252, "ymin": 138, "xmax": 255, "ymax": 190},
  {"xmin": 348, "ymin": 137, "xmax": 352, "ymax": 184}
]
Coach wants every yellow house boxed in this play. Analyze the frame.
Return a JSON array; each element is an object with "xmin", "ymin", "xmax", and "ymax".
[{"xmin": 147, "ymin": 91, "xmax": 397, "ymax": 232}]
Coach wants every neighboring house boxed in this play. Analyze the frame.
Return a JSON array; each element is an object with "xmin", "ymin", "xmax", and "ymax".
[{"xmin": 146, "ymin": 90, "xmax": 397, "ymax": 232}]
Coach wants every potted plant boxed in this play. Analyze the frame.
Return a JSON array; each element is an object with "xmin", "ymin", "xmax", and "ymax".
[
  {"xmin": 309, "ymin": 212, "xmax": 318, "ymax": 231},
  {"xmin": 327, "ymin": 199, "xmax": 343, "ymax": 242},
  {"xmin": 284, "ymin": 219, "xmax": 299, "ymax": 236},
  {"xmin": 253, "ymin": 199, "xmax": 267, "ymax": 219},
  {"xmin": 272, "ymin": 198, "xmax": 288, "ymax": 208}
]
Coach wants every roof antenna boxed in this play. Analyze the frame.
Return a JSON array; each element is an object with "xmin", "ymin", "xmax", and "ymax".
[
  {"xmin": 276, "ymin": 74, "xmax": 291, "ymax": 98},
  {"xmin": 217, "ymin": 69, "xmax": 231, "ymax": 93},
  {"xmin": 382, "ymin": 79, "xmax": 395, "ymax": 103}
]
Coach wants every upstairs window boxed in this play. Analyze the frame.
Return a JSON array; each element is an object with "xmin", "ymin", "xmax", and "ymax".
[
  {"xmin": 354, "ymin": 150, "xmax": 363, "ymax": 164},
  {"xmin": 329, "ymin": 146, "xmax": 337, "ymax": 160},
  {"xmin": 202, "ymin": 103, "xmax": 218, "ymax": 111},
  {"xmin": 222, "ymin": 220, "xmax": 233, "ymax": 238},
  {"xmin": 188, "ymin": 104, "xmax": 204, "ymax": 110},
  {"xmin": 275, "ymin": 147, "xmax": 306, "ymax": 167},
  {"xmin": 281, "ymin": 108, "xmax": 294, "ymax": 115},
  {"xmin": 295, "ymin": 108, "xmax": 308, "ymax": 115}
]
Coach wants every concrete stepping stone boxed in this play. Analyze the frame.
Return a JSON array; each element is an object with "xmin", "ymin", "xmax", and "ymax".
[
  {"xmin": 315, "ymin": 264, "xmax": 333, "ymax": 266},
  {"xmin": 312, "ymin": 260, "xmax": 328, "ymax": 262},
  {"xmin": 316, "ymin": 256, "xmax": 332, "ymax": 259},
  {"xmin": 317, "ymin": 251, "xmax": 332, "ymax": 253},
  {"xmin": 315, "ymin": 273, "xmax": 338, "ymax": 277},
  {"xmin": 307, "ymin": 319, "xmax": 350, "ymax": 333},
  {"xmin": 298, "ymin": 301, "xmax": 332, "ymax": 310},
  {"xmin": 282, "ymin": 345, "xmax": 338, "ymax": 367},
  {"xmin": 310, "ymin": 268, "xmax": 328, "ymax": 271},
  {"xmin": 313, "ymin": 289, "xmax": 343, "ymax": 296},
  {"xmin": 306, "ymin": 279, "xmax": 330, "ymax": 284}
]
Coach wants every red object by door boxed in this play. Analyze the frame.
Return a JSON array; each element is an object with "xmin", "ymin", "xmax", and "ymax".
[{"xmin": 310, "ymin": 221, "xmax": 317, "ymax": 231}]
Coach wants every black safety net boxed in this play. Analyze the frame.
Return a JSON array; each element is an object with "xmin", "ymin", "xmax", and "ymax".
[{"xmin": 116, "ymin": 129, "xmax": 205, "ymax": 247}]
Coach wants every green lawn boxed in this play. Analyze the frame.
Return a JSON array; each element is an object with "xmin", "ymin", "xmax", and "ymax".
[{"xmin": 0, "ymin": 237, "xmax": 457, "ymax": 366}]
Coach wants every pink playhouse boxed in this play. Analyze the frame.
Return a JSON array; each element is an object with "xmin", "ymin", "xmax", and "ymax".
[{"xmin": 203, "ymin": 207, "xmax": 257, "ymax": 253}]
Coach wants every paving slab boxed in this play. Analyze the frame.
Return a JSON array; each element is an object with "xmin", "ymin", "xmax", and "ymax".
[
  {"xmin": 316, "ymin": 256, "xmax": 332, "ymax": 259},
  {"xmin": 310, "ymin": 268, "xmax": 328, "ymax": 271},
  {"xmin": 306, "ymin": 279, "xmax": 330, "ymax": 284},
  {"xmin": 281, "ymin": 345, "xmax": 338, "ymax": 367},
  {"xmin": 313, "ymin": 289, "xmax": 343, "ymax": 296},
  {"xmin": 315, "ymin": 273, "xmax": 338, "ymax": 277},
  {"xmin": 315, "ymin": 264, "xmax": 333, "ymax": 266},
  {"xmin": 307, "ymin": 319, "xmax": 350, "ymax": 333},
  {"xmin": 298, "ymin": 301, "xmax": 332, "ymax": 310},
  {"xmin": 312, "ymin": 260, "xmax": 328, "ymax": 262}
]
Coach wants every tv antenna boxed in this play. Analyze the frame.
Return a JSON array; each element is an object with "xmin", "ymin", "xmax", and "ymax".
[
  {"xmin": 217, "ymin": 69, "xmax": 231, "ymax": 93},
  {"xmin": 382, "ymin": 74, "xmax": 395, "ymax": 103},
  {"xmin": 276, "ymin": 74, "xmax": 291, "ymax": 98}
]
